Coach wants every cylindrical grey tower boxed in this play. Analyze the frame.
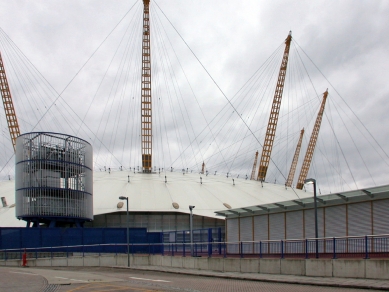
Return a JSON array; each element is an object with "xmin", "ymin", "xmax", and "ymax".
[{"xmin": 15, "ymin": 132, "xmax": 93, "ymax": 227}]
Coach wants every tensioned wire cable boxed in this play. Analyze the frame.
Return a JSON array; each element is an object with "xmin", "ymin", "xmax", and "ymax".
[
  {"xmin": 294, "ymin": 39, "xmax": 389, "ymax": 162},
  {"xmin": 0, "ymin": 2, "xmax": 140, "ymax": 174}
]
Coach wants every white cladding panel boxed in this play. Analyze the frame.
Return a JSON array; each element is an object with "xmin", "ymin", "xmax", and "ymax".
[
  {"xmin": 325, "ymin": 205, "xmax": 346, "ymax": 237},
  {"xmin": 348, "ymin": 202, "xmax": 372, "ymax": 236},
  {"xmin": 286, "ymin": 210, "xmax": 303, "ymax": 239},
  {"xmin": 227, "ymin": 218, "xmax": 239, "ymax": 253},
  {"xmin": 240, "ymin": 217, "xmax": 253, "ymax": 253},
  {"xmin": 227, "ymin": 218, "xmax": 239, "ymax": 242},
  {"xmin": 254, "ymin": 215, "xmax": 268, "ymax": 241},
  {"xmin": 373, "ymin": 199, "xmax": 389, "ymax": 235},
  {"xmin": 269, "ymin": 213, "xmax": 285, "ymax": 240},
  {"xmin": 240, "ymin": 217, "xmax": 253, "ymax": 241},
  {"xmin": 304, "ymin": 208, "xmax": 324, "ymax": 238}
]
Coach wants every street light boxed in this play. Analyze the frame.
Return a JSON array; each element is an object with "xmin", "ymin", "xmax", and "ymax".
[
  {"xmin": 304, "ymin": 178, "xmax": 319, "ymax": 259},
  {"xmin": 189, "ymin": 205, "xmax": 195, "ymax": 256},
  {"xmin": 119, "ymin": 196, "xmax": 130, "ymax": 267}
]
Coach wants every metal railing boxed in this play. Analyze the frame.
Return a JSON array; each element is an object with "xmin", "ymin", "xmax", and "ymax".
[{"xmin": 1, "ymin": 234, "xmax": 389, "ymax": 261}]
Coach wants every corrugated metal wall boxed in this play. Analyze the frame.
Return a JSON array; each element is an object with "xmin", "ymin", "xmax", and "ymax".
[{"xmin": 226, "ymin": 199, "xmax": 389, "ymax": 243}]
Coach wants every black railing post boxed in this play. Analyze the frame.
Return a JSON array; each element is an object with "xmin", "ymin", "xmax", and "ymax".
[
  {"xmin": 333, "ymin": 237, "xmax": 337, "ymax": 259},
  {"xmin": 281, "ymin": 240, "xmax": 284, "ymax": 259},
  {"xmin": 364, "ymin": 235, "xmax": 369, "ymax": 259},
  {"xmin": 305, "ymin": 239, "xmax": 309, "ymax": 259}
]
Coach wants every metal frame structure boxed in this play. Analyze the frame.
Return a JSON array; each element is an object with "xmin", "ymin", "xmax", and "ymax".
[
  {"xmin": 285, "ymin": 128, "xmax": 304, "ymax": 187},
  {"xmin": 0, "ymin": 52, "xmax": 21, "ymax": 152},
  {"xmin": 250, "ymin": 151, "xmax": 258, "ymax": 180},
  {"xmin": 141, "ymin": 0, "xmax": 152, "ymax": 173},
  {"xmin": 15, "ymin": 132, "xmax": 93, "ymax": 227},
  {"xmin": 257, "ymin": 32, "xmax": 292, "ymax": 182},
  {"xmin": 296, "ymin": 90, "xmax": 328, "ymax": 189}
]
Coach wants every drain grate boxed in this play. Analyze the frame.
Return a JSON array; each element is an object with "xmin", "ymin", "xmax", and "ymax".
[{"xmin": 43, "ymin": 284, "xmax": 61, "ymax": 292}]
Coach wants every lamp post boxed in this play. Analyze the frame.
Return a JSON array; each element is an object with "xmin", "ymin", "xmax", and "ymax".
[
  {"xmin": 304, "ymin": 178, "xmax": 318, "ymax": 258},
  {"xmin": 189, "ymin": 205, "xmax": 195, "ymax": 256},
  {"xmin": 119, "ymin": 196, "xmax": 130, "ymax": 267}
]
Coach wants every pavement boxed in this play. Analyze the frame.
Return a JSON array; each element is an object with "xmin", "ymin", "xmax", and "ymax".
[{"xmin": 114, "ymin": 265, "xmax": 389, "ymax": 291}]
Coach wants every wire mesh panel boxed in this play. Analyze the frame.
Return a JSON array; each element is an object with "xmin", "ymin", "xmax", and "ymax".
[{"xmin": 15, "ymin": 132, "xmax": 93, "ymax": 226}]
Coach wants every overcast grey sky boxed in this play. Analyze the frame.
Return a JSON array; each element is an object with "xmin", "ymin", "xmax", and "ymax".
[{"xmin": 0, "ymin": 0, "xmax": 388, "ymax": 194}]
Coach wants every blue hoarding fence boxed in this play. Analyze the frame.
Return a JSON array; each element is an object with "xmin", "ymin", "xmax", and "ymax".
[
  {"xmin": 0, "ymin": 227, "xmax": 162, "ymax": 250},
  {"xmin": 1, "ymin": 234, "xmax": 389, "ymax": 261}
]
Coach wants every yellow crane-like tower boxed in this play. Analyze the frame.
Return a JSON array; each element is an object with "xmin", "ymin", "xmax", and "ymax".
[
  {"xmin": 257, "ymin": 32, "xmax": 292, "ymax": 181},
  {"xmin": 285, "ymin": 128, "xmax": 304, "ymax": 187},
  {"xmin": 296, "ymin": 90, "xmax": 328, "ymax": 189},
  {"xmin": 0, "ymin": 52, "xmax": 20, "ymax": 153},
  {"xmin": 141, "ymin": 0, "xmax": 152, "ymax": 173},
  {"xmin": 250, "ymin": 151, "xmax": 258, "ymax": 180}
]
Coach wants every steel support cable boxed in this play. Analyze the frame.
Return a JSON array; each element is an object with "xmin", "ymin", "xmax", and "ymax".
[
  {"xmin": 226, "ymin": 49, "xmax": 285, "ymax": 174},
  {"xmin": 153, "ymin": 11, "xmax": 201, "ymax": 170},
  {"xmin": 293, "ymin": 42, "xmax": 347, "ymax": 188},
  {"xmin": 152, "ymin": 13, "xmax": 210, "ymax": 168},
  {"xmin": 32, "ymin": 2, "xmax": 139, "ymax": 134},
  {"xmin": 99, "ymin": 23, "xmax": 139, "ymax": 168},
  {"xmin": 1, "ymin": 4, "xmax": 140, "ymax": 172},
  {"xmin": 169, "ymin": 43, "xmax": 284, "ymax": 170},
  {"xmin": 186, "ymin": 50, "xmax": 280, "ymax": 172},
  {"xmin": 223, "ymin": 45, "xmax": 282, "ymax": 170},
  {"xmin": 152, "ymin": 15, "xmax": 190, "ymax": 169},
  {"xmin": 0, "ymin": 29, "xmax": 77, "ymax": 134},
  {"xmin": 313, "ymin": 94, "xmax": 341, "ymax": 190},
  {"xmin": 119, "ymin": 16, "xmax": 142, "ymax": 164},
  {"xmin": 329, "ymin": 97, "xmax": 375, "ymax": 185},
  {"xmin": 114, "ymin": 23, "xmax": 142, "ymax": 159},
  {"xmin": 0, "ymin": 39, "xmax": 43, "ymax": 129},
  {"xmin": 0, "ymin": 34, "xmax": 42, "ymax": 124},
  {"xmin": 155, "ymin": 14, "xmax": 190, "ymax": 170},
  {"xmin": 152, "ymin": 32, "xmax": 178, "ymax": 169},
  {"xmin": 107, "ymin": 22, "xmax": 140, "ymax": 168},
  {"xmin": 294, "ymin": 39, "xmax": 389, "ymax": 163},
  {"xmin": 293, "ymin": 44, "xmax": 358, "ymax": 189},
  {"xmin": 153, "ymin": 3, "xmax": 234, "ymax": 173},
  {"xmin": 77, "ymin": 5, "xmax": 142, "ymax": 140},
  {"xmin": 0, "ymin": 35, "xmax": 68, "ymax": 134},
  {"xmin": 226, "ymin": 50, "xmax": 282, "ymax": 173},
  {"xmin": 151, "ymin": 44, "xmax": 173, "ymax": 170}
]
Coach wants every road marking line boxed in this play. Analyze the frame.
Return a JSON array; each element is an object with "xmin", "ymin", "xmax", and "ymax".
[
  {"xmin": 130, "ymin": 277, "xmax": 153, "ymax": 281},
  {"xmin": 129, "ymin": 277, "xmax": 171, "ymax": 283},
  {"xmin": 70, "ymin": 278, "xmax": 88, "ymax": 282},
  {"xmin": 9, "ymin": 271, "xmax": 39, "ymax": 276},
  {"xmin": 55, "ymin": 276, "xmax": 68, "ymax": 279}
]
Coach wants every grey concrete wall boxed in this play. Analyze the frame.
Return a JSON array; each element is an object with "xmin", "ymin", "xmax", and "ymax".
[
  {"xmin": 306, "ymin": 259, "xmax": 332, "ymax": 277},
  {"xmin": 2, "ymin": 255, "xmax": 389, "ymax": 280},
  {"xmin": 281, "ymin": 259, "xmax": 305, "ymax": 276}
]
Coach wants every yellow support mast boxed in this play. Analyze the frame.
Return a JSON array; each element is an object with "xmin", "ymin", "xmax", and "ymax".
[
  {"xmin": 296, "ymin": 90, "xmax": 328, "ymax": 189},
  {"xmin": 285, "ymin": 128, "xmax": 304, "ymax": 187},
  {"xmin": 257, "ymin": 32, "xmax": 292, "ymax": 182},
  {"xmin": 0, "ymin": 52, "xmax": 20, "ymax": 153},
  {"xmin": 141, "ymin": 0, "xmax": 152, "ymax": 173},
  {"xmin": 250, "ymin": 151, "xmax": 258, "ymax": 180}
]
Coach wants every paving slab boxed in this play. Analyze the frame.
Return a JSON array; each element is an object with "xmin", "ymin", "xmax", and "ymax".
[{"xmin": 113, "ymin": 265, "xmax": 389, "ymax": 291}]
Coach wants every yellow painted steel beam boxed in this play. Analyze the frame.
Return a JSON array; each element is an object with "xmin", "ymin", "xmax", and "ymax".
[
  {"xmin": 257, "ymin": 32, "xmax": 292, "ymax": 182},
  {"xmin": 296, "ymin": 90, "xmax": 328, "ymax": 189},
  {"xmin": 141, "ymin": 0, "xmax": 152, "ymax": 173},
  {"xmin": 250, "ymin": 151, "xmax": 258, "ymax": 180},
  {"xmin": 285, "ymin": 128, "xmax": 304, "ymax": 187},
  {"xmin": 0, "ymin": 52, "xmax": 20, "ymax": 153}
]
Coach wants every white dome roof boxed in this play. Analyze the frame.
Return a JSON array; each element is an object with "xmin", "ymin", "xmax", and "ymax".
[{"xmin": 0, "ymin": 170, "xmax": 313, "ymax": 227}]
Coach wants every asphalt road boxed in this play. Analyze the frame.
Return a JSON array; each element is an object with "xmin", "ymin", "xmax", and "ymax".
[{"xmin": 0, "ymin": 266, "xmax": 381, "ymax": 292}]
